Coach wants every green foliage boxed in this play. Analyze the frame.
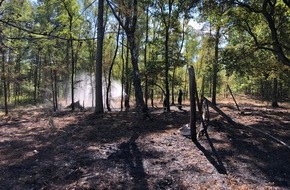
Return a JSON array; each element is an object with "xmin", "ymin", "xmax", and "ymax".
[{"xmin": 1, "ymin": 0, "xmax": 290, "ymax": 109}]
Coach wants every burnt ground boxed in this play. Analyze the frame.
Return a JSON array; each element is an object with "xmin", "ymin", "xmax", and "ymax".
[{"xmin": 1, "ymin": 97, "xmax": 290, "ymax": 190}]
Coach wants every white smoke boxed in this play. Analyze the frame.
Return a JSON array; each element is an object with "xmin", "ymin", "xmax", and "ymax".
[{"xmin": 63, "ymin": 72, "xmax": 123, "ymax": 109}]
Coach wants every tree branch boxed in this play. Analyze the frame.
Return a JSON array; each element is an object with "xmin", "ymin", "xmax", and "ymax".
[
  {"xmin": 0, "ymin": 19, "xmax": 100, "ymax": 41},
  {"xmin": 106, "ymin": 0, "xmax": 127, "ymax": 32}
]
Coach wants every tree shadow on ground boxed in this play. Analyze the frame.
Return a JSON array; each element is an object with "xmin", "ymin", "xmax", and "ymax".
[
  {"xmin": 209, "ymin": 117, "xmax": 290, "ymax": 188},
  {"xmin": 107, "ymin": 132, "xmax": 150, "ymax": 190},
  {"xmin": 0, "ymin": 108, "xmax": 190, "ymax": 189},
  {"xmin": 194, "ymin": 132, "xmax": 227, "ymax": 175}
]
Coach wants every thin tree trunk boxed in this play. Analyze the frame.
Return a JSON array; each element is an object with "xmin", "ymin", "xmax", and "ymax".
[
  {"xmin": 124, "ymin": 40, "xmax": 130, "ymax": 110},
  {"xmin": 272, "ymin": 77, "xmax": 279, "ymax": 107},
  {"xmin": 37, "ymin": 52, "xmax": 42, "ymax": 101},
  {"xmin": 54, "ymin": 61, "xmax": 58, "ymax": 110},
  {"xmin": 212, "ymin": 25, "xmax": 220, "ymax": 105},
  {"xmin": 33, "ymin": 50, "xmax": 39, "ymax": 105},
  {"xmin": 165, "ymin": 24, "xmax": 170, "ymax": 111},
  {"xmin": 150, "ymin": 89, "xmax": 154, "ymax": 108},
  {"xmin": 144, "ymin": 5, "xmax": 149, "ymax": 110},
  {"xmin": 2, "ymin": 50, "xmax": 8, "ymax": 115},
  {"xmin": 121, "ymin": 34, "xmax": 125, "ymax": 111},
  {"xmin": 50, "ymin": 58, "xmax": 56, "ymax": 111},
  {"xmin": 70, "ymin": 39, "xmax": 75, "ymax": 111},
  {"xmin": 171, "ymin": 67, "xmax": 176, "ymax": 105},
  {"xmin": 106, "ymin": 24, "xmax": 120, "ymax": 111}
]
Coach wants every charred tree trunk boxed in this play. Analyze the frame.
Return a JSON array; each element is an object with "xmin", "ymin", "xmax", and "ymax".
[
  {"xmin": 164, "ymin": 24, "xmax": 170, "ymax": 112},
  {"xmin": 272, "ymin": 77, "xmax": 279, "ymax": 107},
  {"xmin": 188, "ymin": 67, "xmax": 197, "ymax": 142},
  {"xmin": 95, "ymin": 0, "xmax": 104, "ymax": 113}
]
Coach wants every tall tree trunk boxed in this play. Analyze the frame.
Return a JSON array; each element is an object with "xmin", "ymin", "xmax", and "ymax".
[
  {"xmin": 50, "ymin": 56, "xmax": 56, "ymax": 111},
  {"xmin": 70, "ymin": 38, "xmax": 75, "ymax": 111},
  {"xmin": 121, "ymin": 34, "xmax": 125, "ymax": 111},
  {"xmin": 2, "ymin": 50, "xmax": 8, "ymax": 115},
  {"xmin": 171, "ymin": 67, "xmax": 176, "ymax": 105},
  {"xmin": 106, "ymin": 24, "xmax": 120, "ymax": 111},
  {"xmin": 150, "ymin": 89, "xmax": 154, "ymax": 108},
  {"xmin": 163, "ymin": 0, "xmax": 174, "ymax": 112},
  {"xmin": 165, "ymin": 25, "xmax": 170, "ymax": 112},
  {"xmin": 144, "ymin": 5, "xmax": 149, "ymax": 110},
  {"xmin": 33, "ymin": 49, "xmax": 40, "ymax": 105},
  {"xmin": 124, "ymin": 40, "xmax": 130, "ymax": 110},
  {"xmin": 95, "ymin": 0, "xmax": 104, "ymax": 113},
  {"xmin": 212, "ymin": 25, "xmax": 220, "ymax": 106},
  {"xmin": 54, "ymin": 67, "xmax": 58, "ymax": 110},
  {"xmin": 127, "ymin": 32, "xmax": 146, "ymax": 113},
  {"xmin": 272, "ymin": 77, "xmax": 279, "ymax": 107},
  {"xmin": 107, "ymin": 0, "xmax": 147, "ymax": 116}
]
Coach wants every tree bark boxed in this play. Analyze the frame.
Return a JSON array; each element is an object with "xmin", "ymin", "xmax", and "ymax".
[
  {"xmin": 121, "ymin": 33, "xmax": 125, "ymax": 111},
  {"xmin": 212, "ymin": 25, "xmax": 220, "ymax": 105},
  {"xmin": 144, "ymin": 5, "xmax": 149, "ymax": 110},
  {"xmin": 262, "ymin": 0, "xmax": 290, "ymax": 67},
  {"xmin": 127, "ymin": 32, "xmax": 146, "ymax": 113},
  {"xmin": 106, "ymin": 24, "xmax": 120, "ymax": 111},
  {"xmin": 95, "ymin": 0, "xmax": 104, "ymax": 113},
  {"xmin": 188, "ymin": 67, "xmax": 197, "ymax": 142},
  {"xmin": 124, "ymin": 40, "xmax": 130, "ymax": 110},
  {"xmin": 272, "ymin": 77, "xmax": 279, "ymax": 107},
  {"xmin": 2, "ymin": 50, "xmax": 8, "ymax": 115},
  {"xmin": 164, "ymin": 21, "xmax": 171, "ymax": 112}
]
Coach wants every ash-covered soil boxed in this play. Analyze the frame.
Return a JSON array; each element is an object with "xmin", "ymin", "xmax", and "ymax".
[{"xmin": 1, "ymin": 98, "xmax": 290, "ymax": 189}]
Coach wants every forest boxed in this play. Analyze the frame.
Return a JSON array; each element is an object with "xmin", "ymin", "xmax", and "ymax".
[{"xmin": 0, "ymin": 0, "xmax": 290, "ymax": 189}]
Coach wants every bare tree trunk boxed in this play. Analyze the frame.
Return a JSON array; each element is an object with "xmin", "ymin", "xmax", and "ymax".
[
  {"xmin": 107, "ymin": 0, "xmax": 147, "ymax": 117},
  {"xmin": 144, "ymin": 5, "xmax": 149, "ymax": 110},
  {"xmin": 50, "ymin": 56, "xmax": 56, "ymax": 111},
  {"xmin": 106, "ymin": 24, "xmax": 120, "ymax": 111},
  {"xmin": 164, "ymin": 24, "xmax": 170, "ymax": 112},
  {"xmin": 212, "ymin": 25, "xmax": 220, "ymax": 106},
  {"xmin": 272, "ymin": 77, "xmax": 279, "ymax": 107},
  {"xmin": 171, "ymin": 67, "xmax": 176, "ymax": 105},
  {"xmin": 95, "ymin": 0, "xmax": 104, "ymax": 113},
  {"xmin": 70, "ymin": 39, "xmax": 75, "ymax": 111},
  {"xmin": 189, "ymin": 67, "xmax": 197, "ymax": 142},
  {"xmin": 2, "ymin": 50, "xmax": 8, "ymax": 115},
  {"xmin": 127, "ymin": 32, "xmax": 146, "ymax": 113},
  {"xmin": 121, "ymin": 33, "xmax": 125, "ymax": 111},
  {"xmin": 124, "ymin": 40, "xmax": 130, "ymax": 110},
  {"xmin": 33, "ymin": 49, "xmax": 40, "ymax": 105}
]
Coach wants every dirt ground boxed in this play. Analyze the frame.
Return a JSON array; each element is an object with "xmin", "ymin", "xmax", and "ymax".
[{"xmin": 1, "ymin": 96, "xmax": 290, "ymax": 190}]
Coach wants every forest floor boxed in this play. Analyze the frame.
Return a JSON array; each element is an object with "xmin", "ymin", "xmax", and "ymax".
[{"xmin": 1, "ymin": 95, "xmax": 290, "ymax": 190}]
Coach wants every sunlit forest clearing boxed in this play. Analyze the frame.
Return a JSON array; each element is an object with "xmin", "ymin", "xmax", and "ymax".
[{"xmin": 1, "ymin": 0, "xmax": 290, "ymax": 189}]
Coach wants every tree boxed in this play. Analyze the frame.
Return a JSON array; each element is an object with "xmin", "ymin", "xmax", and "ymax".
[
  {"xmin": 233, "ymin": 0, "xmax": 290, "ymax": 67},
  {"xmin": 106, "ymin": 24, "xmax": 120, "ymax": 111},
  {"xmin": 95, "ymin": 0, "xmax": 104, "ymax": 113},
  {"xmin": 107, "ymin": 0, "xmax": 147, "ymax": 116}
]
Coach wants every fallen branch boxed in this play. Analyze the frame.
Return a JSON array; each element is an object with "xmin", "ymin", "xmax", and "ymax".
[{"xmin": 204, "ymin": 97, "xmax": 290, "ymax": 151}]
